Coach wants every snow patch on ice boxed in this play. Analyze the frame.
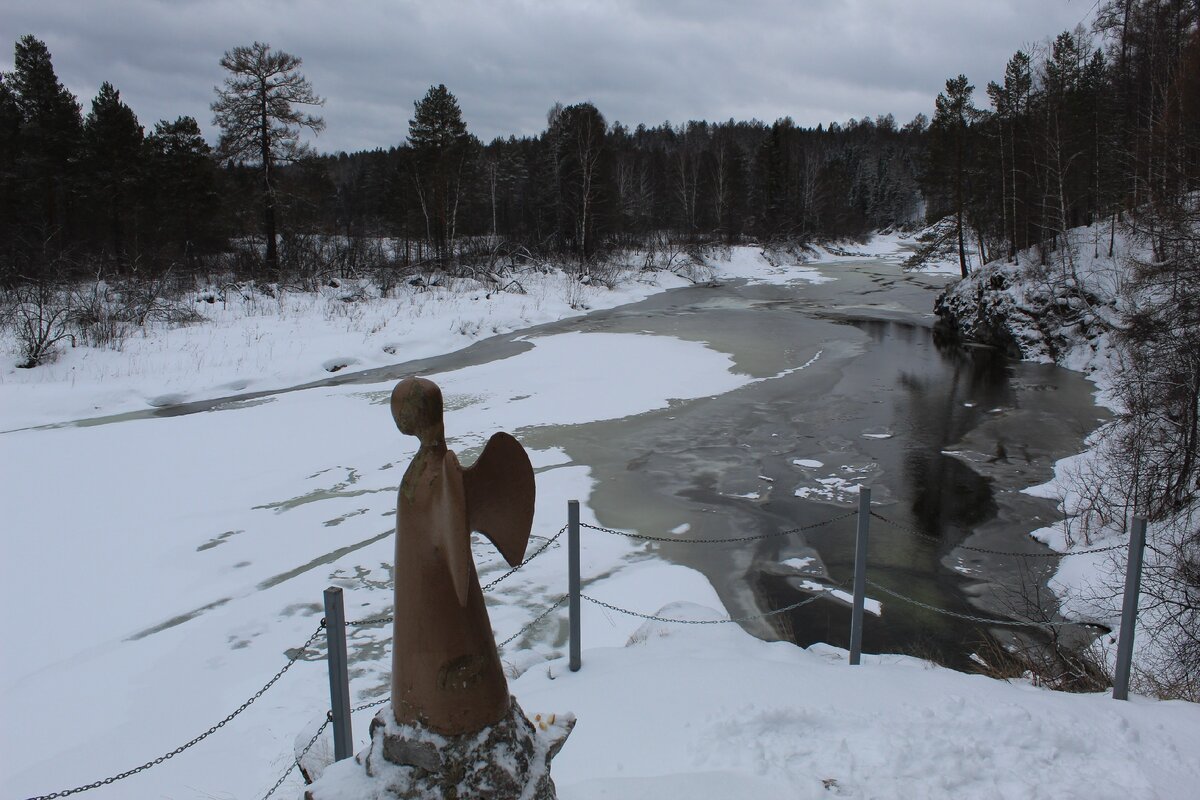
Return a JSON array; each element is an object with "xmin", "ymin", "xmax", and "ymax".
[{"xmin": 794, "ymin": 476, "xmax": 864, "ymax": 503}]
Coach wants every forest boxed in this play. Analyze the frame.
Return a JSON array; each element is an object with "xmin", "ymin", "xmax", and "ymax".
[
  {"xmin": 0, "ymin": 2, "xmax": 1193, "ymax": 290},
  {"xmin": 0, "ymin": 41, "xmax": 929, "ymax": 286}
]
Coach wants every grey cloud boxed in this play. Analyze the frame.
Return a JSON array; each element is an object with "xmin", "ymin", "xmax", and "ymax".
[{"xmin": 2, "ymin": 0, "xmax": 1094, "ymax": 153}]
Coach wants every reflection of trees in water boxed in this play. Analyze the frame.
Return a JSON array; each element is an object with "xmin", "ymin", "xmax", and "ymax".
[
  {"xmin": 776, "ymin": 319, "xmax": 1029, "ymax": 669},
  {"xmin": 875, "ymin": 320, "xmax": 1013, "ymax": 541},
  {"xmin": 903, "ymin": 452, "xmax": 995, "ymax": 542}
]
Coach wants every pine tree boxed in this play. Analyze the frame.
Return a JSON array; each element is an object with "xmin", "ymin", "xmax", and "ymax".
[
  {"xmin": 82, "ymin": 82, "xmax": 144, "ymax": 268},
  {"xmin": 145, "ymin": 116, "xmax": 221, "ymax": 263},
  {"xmin": 4, "ymin": 35, "xmax": 82, "ymax": 271},
  {"xmin": 211, "ymin": 42, "xmax": 324, "ymax": 275},
  {"xmin": 0, "ymin": 74, "xmax": 22, "ymax": 283},
  {"xmin": 932, "ymin": 75, "xmax": 978, "ymax": 277},
  {"xmin": 987, "ymin": 50, "xmax": 1033, "ymax": 262},
  {"xmin": 408, "ymin": 84, "xmax": 476, "ymax": 263}
]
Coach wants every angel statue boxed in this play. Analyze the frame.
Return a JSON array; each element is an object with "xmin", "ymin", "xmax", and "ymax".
[{"xmin": 306, "ymin": 376, "xmax": 572, "ymax": 800}]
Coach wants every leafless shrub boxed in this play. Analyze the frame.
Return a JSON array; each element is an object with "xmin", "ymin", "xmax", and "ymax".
[
  {"xmin": 69, "ymin": 280, "xmax": 131, "ymax": 349},
  {"xmin": 1132, "ymin": 509, "xmax": 1200, "ymax": 701},
  {"xmin": 968, "ymin": 632, "xmax": 1110, "ymax": 693},
  {"xmin": 279, "ymin": 232, "xmax": 330, "ymax": 291},
  {"xmin": 984, "ymin": 566, "xmax": 1112, "ymax": 693},
  {"xmin": 6, "ymin": 279, "xmax": 75, "ymax": 367}
]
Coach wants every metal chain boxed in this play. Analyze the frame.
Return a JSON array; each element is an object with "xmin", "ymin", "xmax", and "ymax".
[
  {"xmin": 344, "ymin": 526, "xmax": 569, "ymax": 628},
  {"xmin": 480, "ymin": 525, "xmax": 566, "ymax": 593},
  {"xmin": 580, "ymin": 510, "xmax": 857, "ymax": 544},
  {"xmin": 868, "ymin": 511, "xmax": 1128, "ymax": 558},
  {"xmin": 864, "ymin": 579, "xmax": 1076, "ymax": 629},
  {"xmin": 25, "ymin": 625, "xmax": 326, "ymax": 800},
  {"xmin": 498, "ymin": 595, "xmax": 569, "ymax": 649},
  {"xmin": 260, "ymin": 698, "xmax": 392, "ymax": 799},
  {"xmin": 353, "ymin": 697, "xmax": 390, "ymax": 713},
  {"xmin": 580, "ymin": 591, "xmax": 823, "ymax": 625},
  {"xmin": 260, "ymin": 713, "xmax": 331, "ymax": 800}
]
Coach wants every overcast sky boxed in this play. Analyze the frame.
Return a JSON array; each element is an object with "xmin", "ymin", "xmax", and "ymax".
[{"xmin": 2, "ymin": 0, "xmax": 1099, "ymax": 153}]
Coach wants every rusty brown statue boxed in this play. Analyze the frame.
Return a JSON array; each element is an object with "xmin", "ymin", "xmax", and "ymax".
[
  {"xmin": 304, "ymin": 376, "xmax": 569, "ymax": 798},
  {"xmin": 388, "ymin": 375, "xmax": 535, "ymax": 735}
]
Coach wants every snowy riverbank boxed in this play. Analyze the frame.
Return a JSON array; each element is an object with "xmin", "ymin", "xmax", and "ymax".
[
  {"xmin": 935, "ymin": 220, "xmax": 1198, "ymax": 697},
  {"xmin": 0, "ymin": 235, "xmax": 943, "ymax": 432}
]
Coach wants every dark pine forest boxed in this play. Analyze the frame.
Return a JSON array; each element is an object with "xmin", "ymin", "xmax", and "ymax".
[{"xmin": 0, "ymin": 0, "xmax": 1195, "ymax": 290}]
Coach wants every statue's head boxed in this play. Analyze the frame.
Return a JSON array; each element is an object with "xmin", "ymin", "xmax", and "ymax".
[{"xmin": 391, "ymin": 377, "xmax": 444, "ymax": 443}]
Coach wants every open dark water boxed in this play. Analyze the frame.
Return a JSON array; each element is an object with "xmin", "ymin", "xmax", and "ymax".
[{"xmin": 508, "ymin": 261, "xmax": 1107, "ymax": 668}]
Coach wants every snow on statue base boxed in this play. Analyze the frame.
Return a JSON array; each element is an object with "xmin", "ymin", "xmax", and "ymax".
[{"xmin": 303, "ymin": 698, "xmax": 574, "ymax": 800}]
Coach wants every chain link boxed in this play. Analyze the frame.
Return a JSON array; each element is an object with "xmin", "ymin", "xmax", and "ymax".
[
  {"xmin": 344, "ymin": 614, "xmax": 393, "ymax": 627},
  {"xmin": 344, "ymin": 526, "xmax": 569, "ymax": 628},
  {"xmin": 259, "ymin": 698, "xmax": 391, "ymax": 800},
  {"xmin": 260, "ymin": 713, "xmax": 331, "ymax": 800},
  {"xmin": 863, "ymin": 579, "xmax": 1085, "ymax": 629},
  {"xmin": 480, "ymin": 525, "xmax": 566, "ymax": 592},
  {"xmin": 580, "ymin": 590, "xmax": 823, "ymax": 625},
  {"xmin": 580, "ymin": 510, "xmax": 856, "ymax": 544},
  {"xmin": 25, "ymin": 624, "xmax": 326, "ymax": 800},
  {"xmin": 498, "ymin": 595, "xmax": 569, "ymax": 649},
  {"xmin": 352, "ymin": 697, "xmax": 391, "ymax": 713},
  {"xmin": 868, "ymin": 511, "xmax": 1128, "ymax": 558}
]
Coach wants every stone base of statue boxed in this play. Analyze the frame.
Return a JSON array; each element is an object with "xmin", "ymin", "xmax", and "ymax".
[{"xmin": 304, "ymin": 697, "xmax": 573, "ymax": 800}]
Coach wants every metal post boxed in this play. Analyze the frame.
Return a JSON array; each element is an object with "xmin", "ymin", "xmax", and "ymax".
[
  {"xmin": 323, "ymin": 587, "xmax": 353, "ymax": 760},
  {"xmin": 849, "ymin": 487, "xmax": 872, "ymax": 665},
  {"xmin": 1113, "ymin": 517, "xmax": 1147, "ymax": 701},
  {"xmin": 568, "ymin": 500, "xmax": 581, "ymax": 672}
]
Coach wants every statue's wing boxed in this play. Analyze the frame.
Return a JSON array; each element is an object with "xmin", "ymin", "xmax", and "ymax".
[
  {"xmin": 440, "ymin": 450, "xmax": 473, "ymax": 607},
  {"xmin": 461, "ymin": 432, "xmax": 535, "ymax": 568}
]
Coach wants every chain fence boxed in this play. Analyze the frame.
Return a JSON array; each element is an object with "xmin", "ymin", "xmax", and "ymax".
[
  {"xmin": 21, "ymin": 514, "xmax": 565, "ymax": 800},
  {"xmin": 23, "ymin": 624, "xmax": 326, "ymax": 800},
  {"xmin": 581, "ymin": 590, "xmax": 824, "ymax": 625},
  {"xmin": 579, "ymin": 509, "xmax": 856, "ymax": 544},
  {"xmin": 498, "ymin": 595, "xmax": 569, "ymax": 649},
  {"xmin": 481, "ymin": 525, "xmax": 566, "ymax": 592},
  {"xmin": 863, "ymin": 579, "xmax": 1097, "ymax": 630},
  {"xmin": 22, "ymin": 502, "xmax": 1123, "ymax": 800},
  {"xmin": 342, "ymin": 525, "xmax": 568, "ymax": 629},
  {"xmin": 256, "ymin": 592, "xmax": 570, "ymax": 800},
  {"xmin": 260, "ymin": 697, "xmax": 390, "ymax": 800},
  {"xmin": 868, "ymin": 510, "xmax": 1128, "ymax": 558}
]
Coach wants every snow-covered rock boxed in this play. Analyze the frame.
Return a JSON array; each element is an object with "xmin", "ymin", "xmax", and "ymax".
[{"xmin": 304, "ymin": 698, "xmax": 573, "ymax": 800}]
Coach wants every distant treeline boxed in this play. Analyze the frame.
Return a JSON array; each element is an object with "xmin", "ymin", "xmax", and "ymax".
[{"xmin": 0, "ymin": 0, "xmax": 1197, "ymax": 285}]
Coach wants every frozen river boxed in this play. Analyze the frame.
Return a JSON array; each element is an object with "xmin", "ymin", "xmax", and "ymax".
[
  {"xmin": 1, "ymin": 252, "xmax": 1108, "ymax": 798},
  {"xmin": 108, "ymin": 255, "xmax": 1106, "ymax": 664}
]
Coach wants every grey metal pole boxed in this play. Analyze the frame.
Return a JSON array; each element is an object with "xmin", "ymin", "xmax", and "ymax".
[
  {"xmin": 1113, "ymin": 517, "xmax": 1147, "ymax": 701},
  {"xmin": 568, "ymin": 500, "xmax": 581, "ymax": 672},
  {"xmin": 323, "ymin": 586, "xmax": 353, "ymax": 760},
  {"xmin": 849, "ymin": 487, "xmax": 872, "ymax": 665}
]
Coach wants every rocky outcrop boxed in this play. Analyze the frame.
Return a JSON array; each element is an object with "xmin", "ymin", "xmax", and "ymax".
[
  {"xmin": 304, "ymin": 698, "xmax": 573, "ymax": 800},
  {"xmin": 933, "ymin": 257, "xmax": 1116, "ymax": 366}
]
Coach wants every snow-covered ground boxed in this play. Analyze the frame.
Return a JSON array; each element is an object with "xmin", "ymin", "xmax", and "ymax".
[
  {"xmin": 3, "ymin": 242, "xmax": 1197, "ymax": 800},
  {"xmin": 1, "ymin": 266, "xmax": 699, "ymax": 431}
]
